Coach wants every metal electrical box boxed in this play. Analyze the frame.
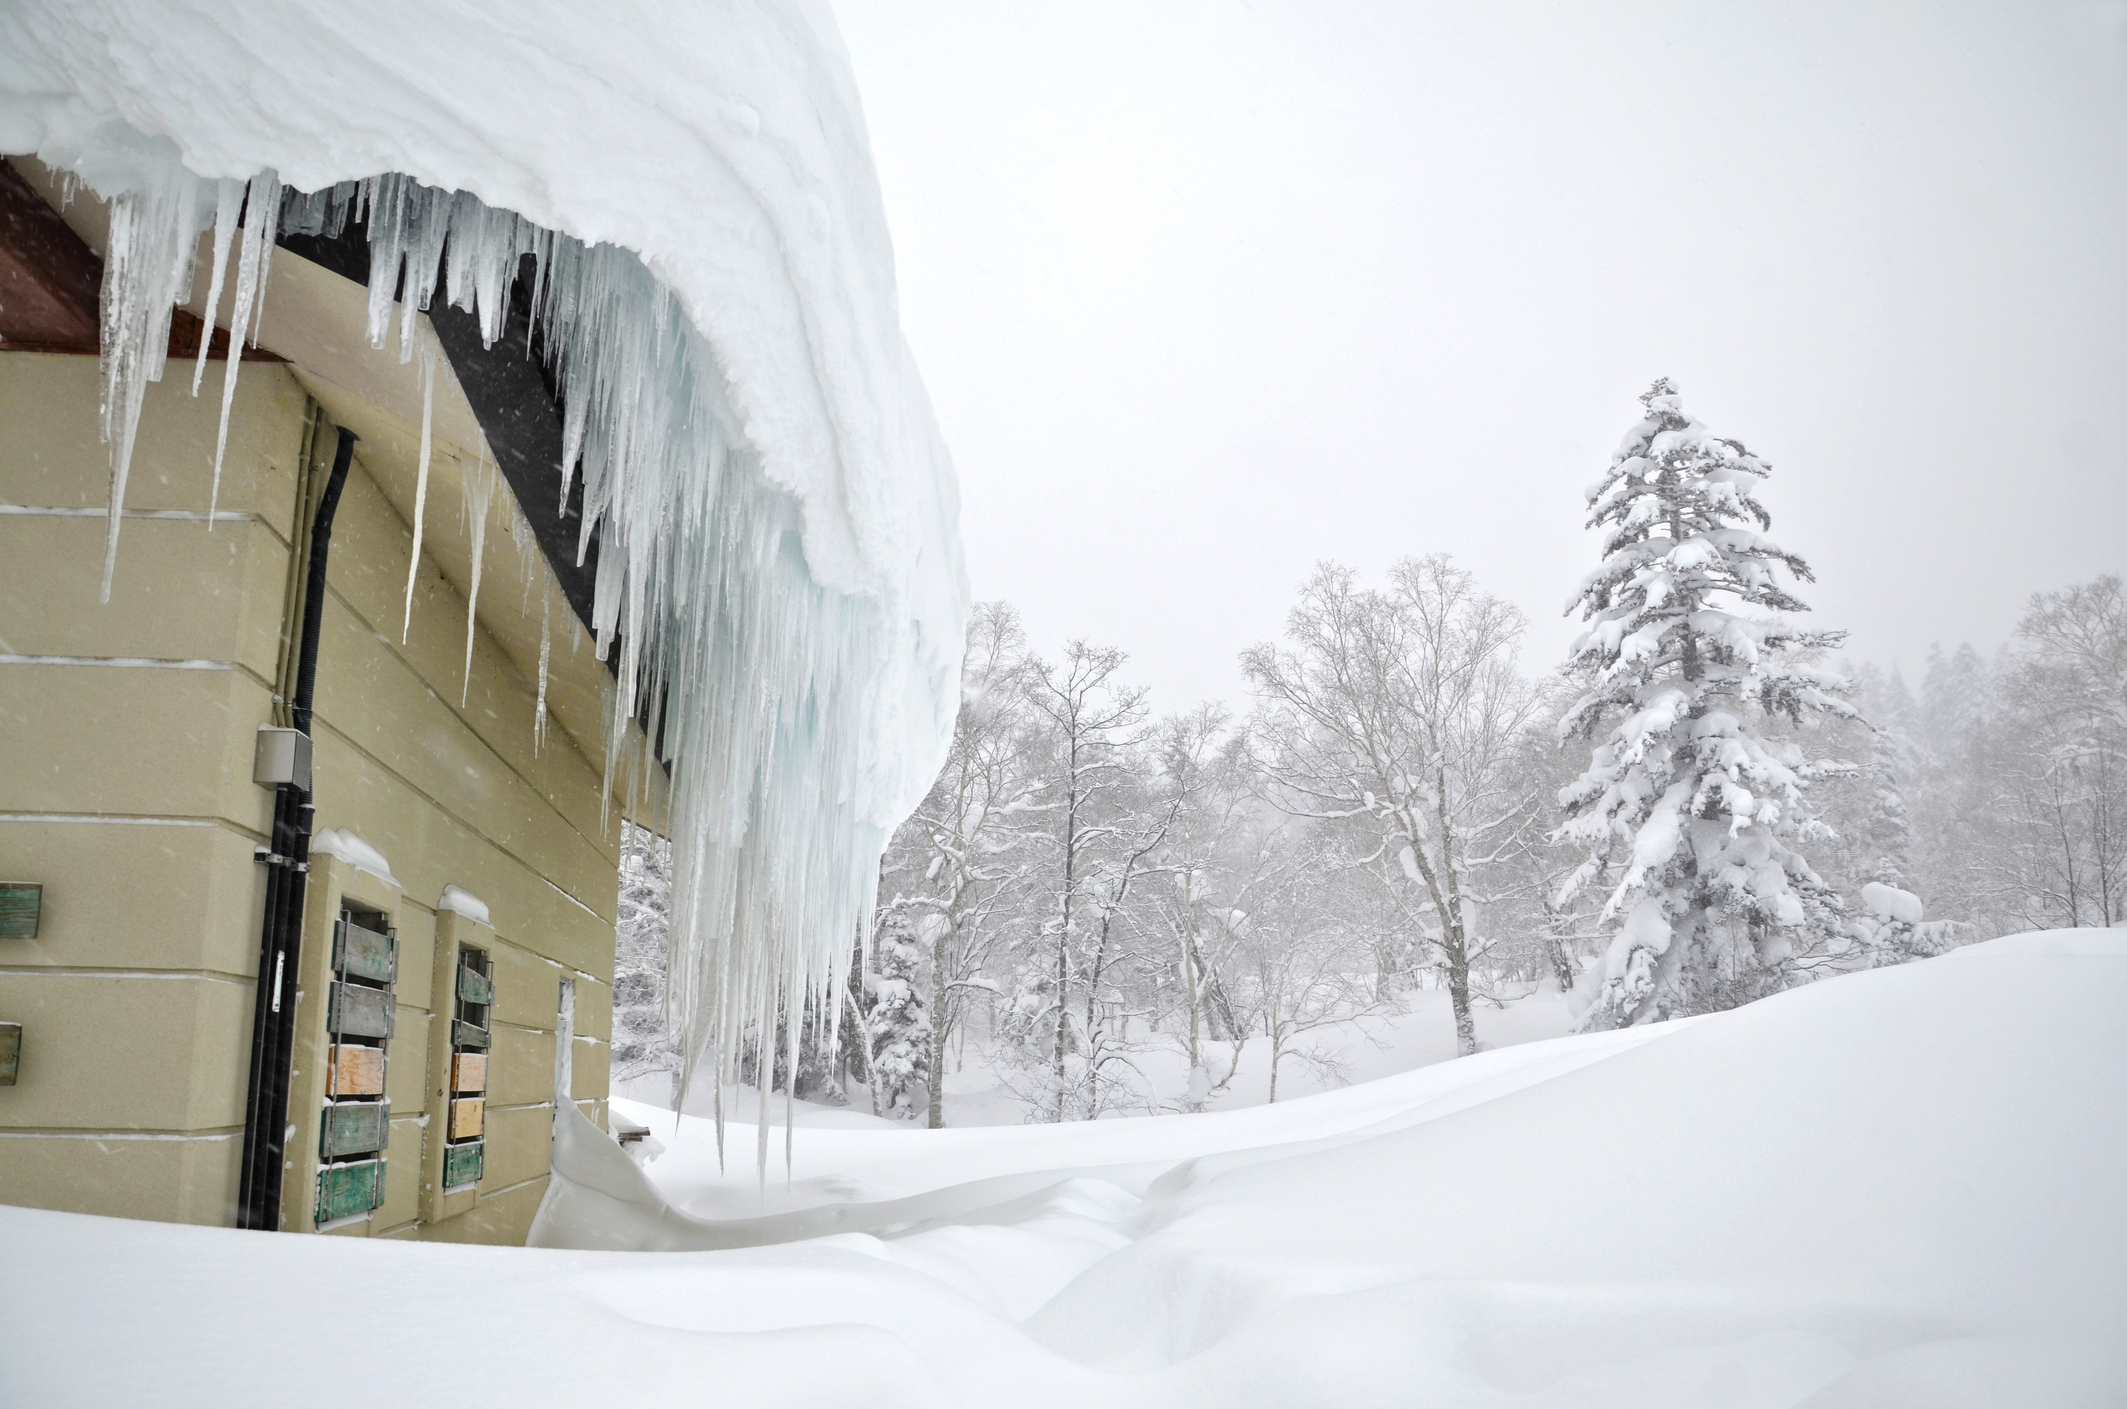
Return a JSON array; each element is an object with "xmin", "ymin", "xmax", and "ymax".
[
  {"xmin": 253, "ymin": 726, "xmax": 313, "ymax": 790},
  {"xmin": 0, "ymin": 1022, "xmax": 20, "ymax": 1085}
]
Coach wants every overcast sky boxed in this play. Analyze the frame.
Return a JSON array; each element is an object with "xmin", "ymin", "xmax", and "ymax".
[{"xmin": 834, "ymin": 1, "xmax": 2127, "ymax": 713}]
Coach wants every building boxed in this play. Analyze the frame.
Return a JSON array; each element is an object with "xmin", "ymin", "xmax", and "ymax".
[
  {"xmin": 0, "ymin": 153, "xmax": 653, "ymax": 1242},
  {"xmin": 0, "ymin": 2, "xmax": 962, "ymax": 1250}
]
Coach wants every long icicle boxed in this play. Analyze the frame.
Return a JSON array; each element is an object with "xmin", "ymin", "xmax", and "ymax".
[
  {"xmin": 209, "ymin": 172, "xmax": 280, "ymax": 525},
  {"xmin": 98, "ymin": 171, "xmax": 208, "ymax": 600},
  {"xmin": 534, "ymin": 576, "xmax": 553, "ymax": 754},
  {"xmin": 402, "ymin": 323, "xmax": 436, "ymax": 641},
  {"xmin": 190, "ymin": 180, "xmax": 242, "ymax": 397},
  {"xmin": 198, "ymin": 179, "xmax": 245, "ymax": 531},
  {"xmin": 460, "ymin": 451, "xmax": 495, "ymax": 707}
]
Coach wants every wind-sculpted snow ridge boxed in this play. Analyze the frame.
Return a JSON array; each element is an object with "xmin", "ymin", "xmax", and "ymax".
[{"xmin": 0, "ymin": 1, "xmax": 969, "ymax": 1119}]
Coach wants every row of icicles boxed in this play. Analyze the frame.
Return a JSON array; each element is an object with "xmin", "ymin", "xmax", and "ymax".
[
  {"xmin": 94, "ymin": 165, "xmax": 571, "ymax": 723},
  {"xmin": 91, "ymin": 162, "xmax": 891, "ymax": 1165}
]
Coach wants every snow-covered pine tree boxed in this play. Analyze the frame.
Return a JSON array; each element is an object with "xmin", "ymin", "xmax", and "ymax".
[
  {"xmin": 866, "ymin": 903, "xmax": 934, "ymax": 1120},
  {"xmin": 1855, "ymin": 723, "xmax": 1917, "ymax": 886},
  {"xmin": 1559, "ymin": 379, "xmax": 1855, "ymax": 1027}
]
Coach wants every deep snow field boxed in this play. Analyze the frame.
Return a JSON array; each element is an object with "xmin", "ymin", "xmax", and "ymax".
[{"xmin": 4, "ymin": 931, "xmax": 2123, "ymax": 1407}]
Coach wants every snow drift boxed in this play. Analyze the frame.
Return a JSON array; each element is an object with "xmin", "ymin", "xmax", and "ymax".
[
  {"xmin": 0, "ymin": 1, "xmax": 969, "ymax": 1088},
  {"xmin": 3, "ymin": 933, "xmax": 2120, "ymax": 1407}
]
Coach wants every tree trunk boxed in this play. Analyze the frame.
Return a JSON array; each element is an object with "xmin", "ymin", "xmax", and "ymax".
[
  {"xmin": 926, "ymin": 957, "xmax": 947, "ymax": 1130},
  {"xmin": 1052, "ymin": 931, "xmax": 1070, "ymax": 1121},
  {"xmin": 1544, "ymin": 932, "xmax": 1578, "ymax": 992},
  {"xmin": 1447, "ymin": 943, "xmax": 1478, "ymax": 1057},
  {"xmin": 843, "ymin": 983, "xmax": 881, "ymax": 1119},
  {"xmin": 1182, "ymin": 920, "xmax": 1202, "ymax": 1090},
  {"xmin": 1052, "ymin": 740, "xmax": 1078, "ymax": 1120}
]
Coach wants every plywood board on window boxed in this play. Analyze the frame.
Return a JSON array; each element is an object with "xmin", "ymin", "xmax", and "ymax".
[
  {"xmin": 450, "ymin": 1052, "xmax": 486, "ymax": 1094},
  {"xmin": 327, "ymin": 1044, "xmax": 384, "ymax": 1096},
  {"xmin": 449, "ymin": 1098, "xmax": 484, "ymax": 1141}
]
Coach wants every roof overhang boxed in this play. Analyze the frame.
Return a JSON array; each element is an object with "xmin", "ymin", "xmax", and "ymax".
[{"xmin": 2, "ymin": 154, "xmax": 634, "ymax": 785}]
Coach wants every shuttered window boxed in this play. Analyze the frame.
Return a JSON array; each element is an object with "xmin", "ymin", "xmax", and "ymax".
[
  {"xmin": 442, "ymin": 945, "xmax": 491, "ymax": 1190},
  {"xmin": 316, "ymin": 904, "xmax": 396, "ymax": 1224}
]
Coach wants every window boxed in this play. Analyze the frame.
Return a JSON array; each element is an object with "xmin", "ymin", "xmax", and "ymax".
[
  {"xmin": 443, "ymin": 945, "xmax": 492, "ymax": 1190},
  {"xmin": 317, "ymin": 903, "xmax": 396, "ymax": 1224}
]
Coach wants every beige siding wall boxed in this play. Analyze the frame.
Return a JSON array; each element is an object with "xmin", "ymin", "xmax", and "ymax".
[{"xmin": 0, "ymin": 352, "xmax": 618, "ymax": 1244}]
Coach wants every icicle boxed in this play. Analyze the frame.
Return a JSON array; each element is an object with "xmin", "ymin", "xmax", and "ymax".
[
  {"xmin": 460, "ymin": 451, "xmax": 496, "ymax": 707},
  {"xmin": 249, "ymin": 192, "xmax": 278, "ymax": 346},
  {"xmin": 627, "ymin": 724, "xmax": 646, "ymax": 835},
  {"xmin": 534, "ymin": 577, "xmax": 553, "ymax": 754},
  {"xmin": 190, "ymin": 180, "xmax": 242, "ymax": 396},
  {"xmin": 208, "ymin": 171, "xmax": 281, "ymax": 526},
  {"xmin": 512, "ymin": 502, "xmax": 538, "ymax": 612},
  {"xmin": 597, "ymin": 672, "xmax": 618, "ymax": 835},
  {"xmin": 401, "ymin": 327, "xmax": 436, "ymax": 642},
  {"xmin": 755, "ymin": 1063, "xmax": 770, "ymax": 1199},
  {"xmin": 711, "ymin": 1050, "xmax": 726, "ymax": 1177},
  {"xmin": 784, "ymin": 991, "xmax": 798, "ymax": 1183},
  {"xmin": 330, "ymin": 174, "xmax": 926, "ymax": 1170},
  {"xmin": 96, "ymin": 167, "xmax": 211, "ymax": 601}
]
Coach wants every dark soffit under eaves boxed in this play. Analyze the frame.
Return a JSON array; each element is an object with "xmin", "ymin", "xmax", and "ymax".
[{"xmin": 274, "ymin": 219, "xmax": 606, "ymax": 655}]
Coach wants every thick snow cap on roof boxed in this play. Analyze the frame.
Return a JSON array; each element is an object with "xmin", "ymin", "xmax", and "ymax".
[
  {"xmin": 0, "ymin": 0, "xmax": 964, "ymax": 665},
  {"xmin": 0, "ymin": 0, "xmax": 967, "ymax": 1097}
]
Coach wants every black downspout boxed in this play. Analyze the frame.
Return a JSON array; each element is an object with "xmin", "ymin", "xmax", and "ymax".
[{"xmin": 237, "ymin": 426, "xmax": 356, "ymax": 1231}]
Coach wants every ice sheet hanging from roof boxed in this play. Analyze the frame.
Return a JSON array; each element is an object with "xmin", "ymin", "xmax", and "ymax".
[{"xmin": 0, "ymin": 0, "xmax": 968, "ymax": 1099}]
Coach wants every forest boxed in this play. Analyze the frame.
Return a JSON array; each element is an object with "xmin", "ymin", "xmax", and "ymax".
[{"xmin": 616, "ymin": 383, "xmax": 2126, "ymax": 1125}]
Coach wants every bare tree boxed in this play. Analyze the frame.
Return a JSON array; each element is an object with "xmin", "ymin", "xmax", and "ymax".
[
  {"xmin": 1243, "ymin": 556, "xmax": 1545, "ymax": 1055},
  {"xmin": 1018, "ymin": 640, "xmax": 1155, "ymax": 1120},
  {"xmin": 886, "ymin": 602, "xmax": 1045, "ymax": 1126},
  {"xmin": 1236, "ymin": 840, "xmax": 1392, "ymax": 1102},
  {"xmin": 1999, "ymin": 577, "xmax": 2127, "ymax": 928},
  {"xmin": 1142, "ymin": 704, "xmax": 1268, "ymax": 1106}
]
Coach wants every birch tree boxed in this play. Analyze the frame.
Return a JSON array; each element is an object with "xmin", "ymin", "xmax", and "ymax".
[
  {"xmin": 1146, "ymin": 704, "xmax": 1266, "ymax": 1107},
  {"xmin": 1243, "ymin": 555, "xmax": 1545, "ymax": 1056},
  {"xmin": 887, "ymin": 602, "xmax": 1043, "ymax": 1127},
  {"xmin": 2009, "ymin": 575, "xmax": 2127, "ymax": 927},
  {"xmin": 1016, "ymin": 641, "xmax": 1155, "ymax": 1120},
  {"xmin": 1240, "ymin": 837, "xmax": 1391, "ymax": 1101}
]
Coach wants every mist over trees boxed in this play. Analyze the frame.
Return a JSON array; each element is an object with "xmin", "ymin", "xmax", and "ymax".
[{"xmin": 616, "ymin": 382, "xmax": 2125, "ymax": 1125}]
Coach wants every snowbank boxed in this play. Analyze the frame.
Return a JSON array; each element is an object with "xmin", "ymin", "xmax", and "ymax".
[{"xmin": 4, "ymin": 933, "xmax": 2120, "ymax": 1406}]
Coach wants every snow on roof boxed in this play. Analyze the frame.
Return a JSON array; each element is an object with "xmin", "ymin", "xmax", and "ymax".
[{"xmin": 0, "ymin": 1, "xmax": 967, "ymax": 1095}]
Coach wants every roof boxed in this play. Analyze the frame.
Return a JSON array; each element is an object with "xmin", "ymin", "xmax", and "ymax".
[{"xmin": 0, "ymin": 2, "xmax": 965, "ymax": 1079}]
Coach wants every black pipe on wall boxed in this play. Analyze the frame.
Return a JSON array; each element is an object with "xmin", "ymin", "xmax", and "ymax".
[{"xmin": 236, "ymin": 425, "xmax": 355, "ymax": 1232}]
